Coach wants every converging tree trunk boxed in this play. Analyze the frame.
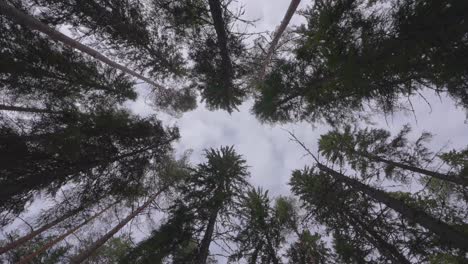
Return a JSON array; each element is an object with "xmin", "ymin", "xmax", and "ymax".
[
  {"xmin": 0, "ymin": 206, "xmax": 83, "ymax": 254},
  {"xmin": 0, "ymin": 0, "xmax": 164, "ymax": 89},
  {"xmin": 345, "ymin": 213, "xmax": 411, "ymax": 264},
  {"xmin": 317, "ymin": 163, "xmax": 468, "ymax": 251},
  {"xmin": 207, "ymin": 0, "xmax": 234, "ymax": 83},
  {"xmin": 357, "ymin": 151, "xmax": 468, "ymax": 187},
  {"xmin": 258, "ymin": 0, "xmax": 301, "ymax": 80},
  {"xmin": 17, "ymin": 202, "xmax": 116, "ymax": 264},
  {"xmin": 70, "ymin": 188, "xmax": 167, "ymax": 264},
  {"xmin": 196, "ymin": 208, "xmax": 220, "ymax": 264},
  {"xmin": 0, "ymin": 104, "xmax": 59, "ymax": 114}
]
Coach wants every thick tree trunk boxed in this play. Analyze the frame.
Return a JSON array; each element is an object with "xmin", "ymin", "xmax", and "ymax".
[
  {"xmin": 0, "ymin": 104, "xmax": 58, "ymax": 114},
  {"xmin": 196, "ymin": 208, "xmax": 219, "ymax": 264},
  {"xmin": 358, "ymin": 151, "xmax": 467, "ymax": 186},
  {"xmin": 207, "ymin": 0, "xmax": 234, "ymax": 85},
  {"xmin": 69, "ymin": 188, "xmax": 167, "ymax": 264},
  {"xmin": 317, "ymin": 163, "xmax": 468, "ymax": 251},
  {"xmin": 17, "ymin": 202, "xmax": 115, "ymax": 264},
  {"xmin": 0, "ymin": 0, "xmax": 164, "ymax": 89},
  {"xmin": 258, "ymin": 0, "xmax": 301, "ymax": 81},
  {"xmin": 0, "ymin": 206, "xmax": 83, "ymax": 255},
  {"xmin": 346, "ymin": 213, "xmax": 411, "ymax": 264}
]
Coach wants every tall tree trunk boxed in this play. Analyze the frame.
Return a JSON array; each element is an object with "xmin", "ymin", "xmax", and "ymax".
[
  {"xmin": 0, "ymin": 137, "xmax": 175, "ymax": 203},
  {"xmin": 207, "ymin": 0, "xmax": 234, "ymax": 85},
  {"xmin": 17, "ymin": 202, "xmax": 116, "ymax": 264},
  {"xmin": 317, "ymin": 163, "xmax": 468, "ymax": 251},
  {"xmin": 0, "ymin": 104, "xmax": 58, "ymax": 114},
  {"xmin": 0, "ymin": 206, "xmax": 83, "ymax": 255},
  {"xmin": 69, "ymin": 188, "xmax": 167, "ymax": 264},
  {"xmin": 0, "ymin": 0, "xmax": 164, "ymax": 89},
  {"xmin": 196, "ymin": 208, "xmax": 220, "ymax": 264},
  {"xmin": 345, "ymin": 213, "xmax": 411, "ymax": 264},
  {"xmin": 265, "ymin": 232, "xmax": 280, "ymax": 264},
  {"xmin": 258, "ymin": 0, "xmax": 301, "ymax": 81},
  {"xmin": 357, "ymin": 151, "xmax": 467, "ymax": 186}
]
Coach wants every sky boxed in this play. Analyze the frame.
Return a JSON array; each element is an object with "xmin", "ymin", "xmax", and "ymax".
[
  {"xmin": 3, "ymin": 0, "xmax": 467, "ymax": 262},
  {"xmin": 127, "ymin": 0, "xmax": 468, "ymax": 198}
]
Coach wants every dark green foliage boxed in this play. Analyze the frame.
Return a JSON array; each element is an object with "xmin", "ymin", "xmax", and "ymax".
[
  {"xmin": 83, "ymin": 236, "xmax": 133, "ymax": 264},
  {"xmin": 0, "ymin": 13, "xmax": 136, "ymax": 112},
  {"xmin": 254, "ymin": 0, "xmax": 468, "ymax": 124},
  {"xmin": 155, "ymin": 0, "xmax": 248, "ymax": 112},
  {"xmin": 290, "ymin": 166, "xmax": 467, "ymax": 262},
  {"xmin": 0, "ymin": 108, "xmax": 179, "ymax": 221},
  {"xmin": 318, "ymin": 125, "xmax": 468, "ymax": 190},
  {"xmin": 32, "ymin": 0, "xmax": 185, "ymax": 78},
  {"xmin": 286, "ymin": 230, "xmax": 330, "ymax": 264},
  {"xmin": 120, "ymin": 206, "xmax": 195, "ymax": 264},
  {"xmin": 229, "ymin": 188, "xmax": 283, "ymax": 264}
]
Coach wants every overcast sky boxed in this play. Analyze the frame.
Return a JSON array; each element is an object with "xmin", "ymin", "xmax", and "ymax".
[
  {"xmin": 4, "ymin": 1, "xmax": 467, "ymax": 262},
  {"xmin": 128, "ymin": 0, "xmax": 468, "ymax": 198}
]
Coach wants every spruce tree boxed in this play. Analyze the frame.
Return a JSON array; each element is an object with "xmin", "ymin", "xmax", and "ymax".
[{"xmin": 253, "ymin": 0, "xmax": 468, "ymax": 124}]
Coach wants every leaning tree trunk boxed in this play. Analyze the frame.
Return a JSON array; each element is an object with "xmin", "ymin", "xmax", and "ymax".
[
  {"xmin": 258, "ymin": 0, "xmax": 301, "ymax": 81},
  {"xmin": 317, "ymin": 163, "xmax": 468, "ymax": 251},
  {"xmin": 17, "ymin": 202, "xmax": 116, "ymax": 264},
  {"xmin": 0, "ymin": 206, "xmax": 83, "ymax": 255},
  {"xmin": 0, "ymin": 0, "xmax": 164, "ymax": 89},
  {"xmin": 196, "ymin": 207, "xmax": 220, "ymax": 264},
  {"xmin": 0, "ymin": 136, "xmax": 175, "ymax": 204},
  {"xmin": 357, "ymin": 151, "xmax": 468, "ymax": 187},
  {"xmin": 0, "ymin": 104, "xmax": 59, "ymax": 114},
  {"xmin": 345, "ymin": 213, "xmax": 411, "ymax": 264},
  {"xmin": 70, "ymin": 188, "xmax": 167, "ymax": 264}
]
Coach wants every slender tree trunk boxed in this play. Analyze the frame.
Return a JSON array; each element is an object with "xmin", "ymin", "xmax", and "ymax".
[
  {"xmin": 207, "ymin": 0, "xmax": 234, "ymax": 84},
  {"xmin": 265, "ymin": 232, "xmax": 280, "ymax": 264},
  {"xmin": 0, "ymin": 206, "xmax": 83, "ymax": 255},
  {"xmin": 358, "ymin": 151, "xmax": 467, "ymax": 186},
  {"xmin": 0, "ymin": 104, "xmax": 58, "ymax": 114},
  {"xmin": 17, "ymin": 202, "xmax": 116, "ymax": 264},
  {"xmin": 0, "ymin": 0, "xmax": 164, "ymax": 89},
  {"xmin": 249, "ymin": 243, "xmax": 262, "ymax": 264},
  {"xmin": 196, "ymin": 208, "xmax": 220, "ymax": 264},
  {"xmin": 258, "ymin": 0, "xmax": 301, "ymax": 81},
  {"xmin": 345, "ymin": 213, "xmax": 411, "ymax": 264},
  {"xmin": 69, "ymin": 188, "xmax": 167, "ymax": 264},
  {"xmin": 317, "ymin": 163, "xmax": 468, "ymax": 251},
  {"xmin": 0, "ymin": 137, "xmax": 176, "ymax": 203}
]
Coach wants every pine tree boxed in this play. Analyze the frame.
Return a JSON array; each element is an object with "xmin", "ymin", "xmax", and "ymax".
[
  {"xmin": 297, "ymin": 164, "xmax": 468, "ymax": 251},
  {"xmin": 0, "ymin": 0, "xmax": 164, "ymax": 87},
  {"xmin": 229, "ymin": 188, "xmax": 283, "ymax": 264},
  {"xmin": 0, "ymin": 108, "xmax": 179, "ymax": 218}
]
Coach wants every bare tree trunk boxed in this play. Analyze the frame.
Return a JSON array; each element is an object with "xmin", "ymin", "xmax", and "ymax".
[
  {"xmin": 196, "ymin": 208, "xmax": 219, "ymax": 264},
  {"xmin": 0, "ymin": 207, "xmax": 82, "ymax": 255},
  {"xmin": 317, "ymin": 163, "xmax": 468, "ymax": 251},
  {"xmin": 207, "ymin": 0, "xmax": 234, "ymax": 85},
  {"xmin": 357, "ymin": 151, "xmax": 467, "ymax": 186},
  {"xmin": 17, "ymin": 202, "xmax": 116, "ymax": 264},
  {"xmin": 258, "ymin": 0, "xmax": 301, "ymax": 80},
  {"xmin": 0, "ymin": 0, "xmax": 164, "ymax": 89},
  {"xmin": 0, "ymin": 104, "xmax": 58, "ymax": 114},
  {"xmin": 70, "ymin": 188, "xmax": 167, "ymax": 263}
]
